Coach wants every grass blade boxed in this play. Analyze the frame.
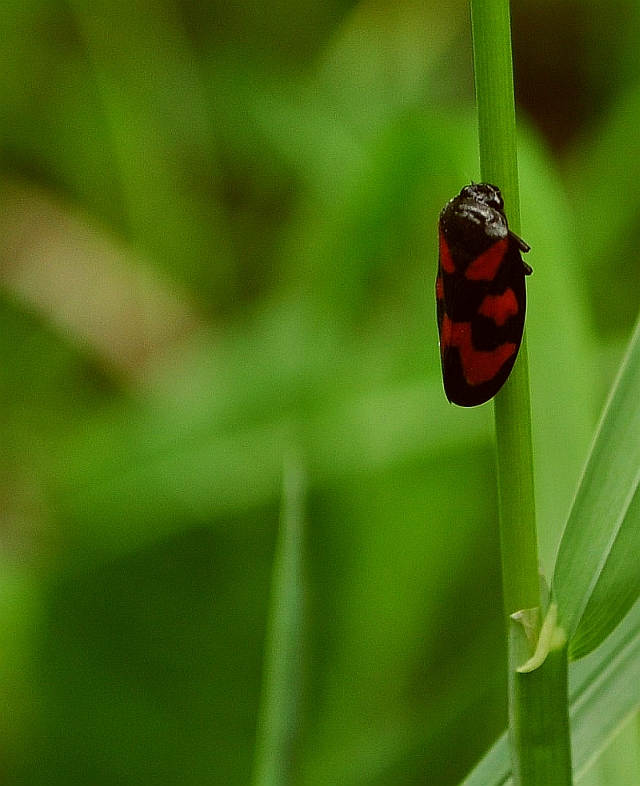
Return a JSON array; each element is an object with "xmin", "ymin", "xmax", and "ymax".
[
  {"xmin": 569, "ymin": 484, "xmax": 640, "ymax": 661},
  {"xmin": 552, "ymin": 316, "xmax": 640, "ymax": 658},
  {"xmin": 252, "ymin": 454, "xmax": 306, "ymax": 786}
]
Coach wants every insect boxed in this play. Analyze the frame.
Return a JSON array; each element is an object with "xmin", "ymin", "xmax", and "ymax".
[{"xmin": 436, "ymin": 183, "xmax": 532, "ymax": 407}]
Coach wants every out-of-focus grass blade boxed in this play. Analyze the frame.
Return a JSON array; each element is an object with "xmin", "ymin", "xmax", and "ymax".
[
  {"xmin": 552, "ymin": 316, "xmax": 640, "ymax": 658},
  {"xmin": 460, "ymin": 598, "xmax": 640, "ymax": 785},
  {"xmin": 252, "ymin": 453, "xmax": 306, "ymax": 786}
]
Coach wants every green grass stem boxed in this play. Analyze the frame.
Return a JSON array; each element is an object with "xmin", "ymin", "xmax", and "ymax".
[
  {"xmin": 469, "ymin": 0, "xmax": 540, "ymax": 622},
  {"xmin": 469, "ymin": 1, "xmax": 573, "ymax": 783},
  {"xmin": 509, "ymin": 614, "xmax": 573, "ymax": 785}
]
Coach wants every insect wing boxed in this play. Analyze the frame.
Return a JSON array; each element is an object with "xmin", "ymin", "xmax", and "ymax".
[{"xmin": 437, "ymin": 229, "xmax": 529, "ymax": 407}]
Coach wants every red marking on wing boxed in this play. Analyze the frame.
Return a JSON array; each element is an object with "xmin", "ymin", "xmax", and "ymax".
[
  {"xmin": 441, "ymin": 314, "xmax": 516, "ymax": 386},
  {"xmin": 438, "ymin": 231, "xmax": 456, "ymax": 273},
  {"xmin": 478, "ymin": 288, "xmax": 518, "ymax": 326},
  {"xmin": 436, "ymin": 275, "xmax": 444, "ymax": 301},
  {"xmin": 466, "ymin": 238, "xmax": 508, "ymax": 281},
  {"xmin": 441, "ymin": 310, "xmax": 453, "ymax": 346}
]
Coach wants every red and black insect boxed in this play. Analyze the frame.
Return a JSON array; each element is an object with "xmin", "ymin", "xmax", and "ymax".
[{"xmin": 436, "ymin": 183, "xmax": 532, "ymax": 407}]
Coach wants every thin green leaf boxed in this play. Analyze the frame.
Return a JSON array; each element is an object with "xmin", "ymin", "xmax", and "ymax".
[
  {"xmin": 460, "ymin": 598, "xmax": 640, "ymax": 786},
  {"xmin": 552, "ymin": 316, "xmax": 640, "ymax": 658},
  {"xmin": 569, "ymin": 484, "xmax": 640, "ymax": 660},
  {"xmin": 252, "ymin": 453, "xmax": 306, "ymax": 786}
]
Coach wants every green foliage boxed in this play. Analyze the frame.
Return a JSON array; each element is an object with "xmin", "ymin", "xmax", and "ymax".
[
  {"xmin": 253, "ymin": 456, "xmax": 306, "ymax": 786},
  {"xmin": 463, "ymin": 600, "xmax": 640, "ymax": 785},
  {"xmin": 553, "ymin": 317, "xmax": 640, "ymax": 661},
  {"xmin": 0, "ymin": 1, "xmax": 638, "ymax": 785}
]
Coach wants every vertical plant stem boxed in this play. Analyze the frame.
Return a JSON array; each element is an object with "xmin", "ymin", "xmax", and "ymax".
[
  {"xmin": 469, "ymin": 0, "xmax": 539, "ymax": 621},
  {"xmin": 509, "ymin": 615, "xmax": 573, "ymax": 785},
  {"xmin": 469, "ymin": 2, "xmax": 573, "ymax": 784}
]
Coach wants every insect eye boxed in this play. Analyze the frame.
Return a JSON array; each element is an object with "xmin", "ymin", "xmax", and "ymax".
[
  {"xmin": 491, "ymin": 191, "xmax": 504, "ymax": 211},
  {"xmin": 482, "ymin": 185, "xmax": 504, "ymax": 211}
]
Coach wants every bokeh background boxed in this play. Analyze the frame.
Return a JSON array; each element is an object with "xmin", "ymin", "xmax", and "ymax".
[{"xmin": 1, "ymin": 0, "xmax": 639, "ymax": 783}]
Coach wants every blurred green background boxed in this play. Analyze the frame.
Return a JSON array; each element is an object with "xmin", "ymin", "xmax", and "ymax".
[{"xmin": 0, "ymin": 0, "xmax": 638, "ymax": 783}]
